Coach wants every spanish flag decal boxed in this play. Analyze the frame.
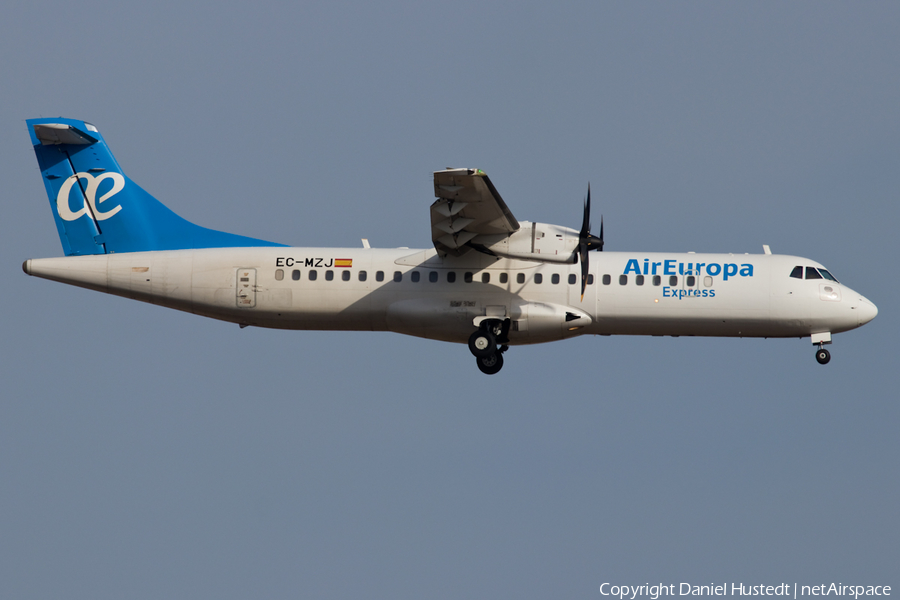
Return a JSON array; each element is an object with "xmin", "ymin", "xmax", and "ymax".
[{"xmin": 335, "ymin": 258, "xmax": 353, "ymax": 268}]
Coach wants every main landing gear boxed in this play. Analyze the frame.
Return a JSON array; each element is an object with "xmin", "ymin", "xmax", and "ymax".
[
  {"xmin": 468, "ymin": 319, "xmax": 510, "ymax": 375},
  {"xmin": 815, "ymin": 346, "xmax": 831, "ymax": 365},
  {"xmin": 476, "ymin": 350, "xmax": 504, "ymax": 375}
]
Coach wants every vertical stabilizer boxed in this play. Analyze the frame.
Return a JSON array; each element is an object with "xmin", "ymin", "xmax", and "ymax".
[{"xmin": 27, "ymin": 118, "xmax": 285, "ymax": 255}]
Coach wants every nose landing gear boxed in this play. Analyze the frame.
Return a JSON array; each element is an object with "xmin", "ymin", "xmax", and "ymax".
[
  {"xmin": 468, "ymin": 319, "xmax": 510, "ymax": 375},
  {"xmin": 811, "ymin": 332, "xmax": 832, "ymax": 365}
]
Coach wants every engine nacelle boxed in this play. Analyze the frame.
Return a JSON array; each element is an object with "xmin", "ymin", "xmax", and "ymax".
[
  {"xmin": 509, "ymin": 301, "xmax": 592, "ymax": 343},
  {"xmin": 475, "ymin": 221, "xmax": 580, "ymax": 264}
]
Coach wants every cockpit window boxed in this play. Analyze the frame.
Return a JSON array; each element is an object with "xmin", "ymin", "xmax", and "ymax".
[
  {"xmin": 793, "ymin": 265, "xmax": 839, "ymax": 282},
  {"xmin": 819, "ymin": 268, "xmax": 839, "ymax": 282}
]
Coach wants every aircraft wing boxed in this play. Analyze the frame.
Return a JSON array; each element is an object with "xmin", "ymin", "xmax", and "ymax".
[{"xmin": 430, "ymin": 168, "xmax": 520, "ymax": 256}]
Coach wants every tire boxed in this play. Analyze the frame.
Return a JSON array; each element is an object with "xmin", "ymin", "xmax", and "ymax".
[
  {"xmin": 476, "ymin": 351, "xmax": 504, "ymax": 375},
  {"xmin": 468, "ymin": 329, "xmax": 496, "ymax": 358},
  {"xmin": 815, "ymin": 348, "xmax": 831, "ymax": 365}
]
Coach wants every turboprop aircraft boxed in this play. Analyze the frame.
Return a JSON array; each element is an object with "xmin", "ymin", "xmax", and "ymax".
[{"xmin": 23, "ymin": 117, "xmax": 878, "ymax": 374}]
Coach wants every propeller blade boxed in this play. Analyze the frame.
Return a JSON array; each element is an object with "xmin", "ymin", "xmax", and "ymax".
[
  {"xmin": 580, "ymin": 184, "xmax": 591, "ymax": 239},
  {"xmin": 576, "ymin": 184, "xmax": 604, "ymax": 300},
  {"xmin": 580, "ymin": 240, "xmax": 589, "ymax": 301},
  {"xmin": 579, "ymin": 184, "xmax": 595, "ymax": 301},
  {"xmin": 598, "ymin": 215, "xmax": 604, "ymax": 251}
]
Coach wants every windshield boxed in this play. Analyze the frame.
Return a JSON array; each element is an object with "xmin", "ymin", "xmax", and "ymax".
[{"xmin": 819, "ymin": 268, "xmax": 839, "ymax": 283}]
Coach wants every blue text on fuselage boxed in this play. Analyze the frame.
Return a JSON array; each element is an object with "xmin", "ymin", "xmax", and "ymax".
[
  {"xmin": 623, "ymin": 258, "xmax": 753, "ymax": 281},
  {"xmin": 663, "ymin": 287, "xmax": 716, "ymax": 299}
]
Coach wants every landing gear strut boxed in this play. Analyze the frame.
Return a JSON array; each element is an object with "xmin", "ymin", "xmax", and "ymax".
[
  {"xmin": 469, "ymin": 319, "xmax": 510, "ymax": 375},
  {"xmin": 811, "ymin": 332, "xmax": 832, "ymax": 366}
]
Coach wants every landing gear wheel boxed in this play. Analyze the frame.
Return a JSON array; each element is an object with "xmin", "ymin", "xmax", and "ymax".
[
  {"xmin": 476, "ymin": 351, "xmax": 504, "ymax": 375},
  {"xmin": 815, "ymin": 348, "xmax": 831, "ymax": 365},
  {"xmin": 468, "ymin": 329, "xmax": 497, "ymax": 358}
]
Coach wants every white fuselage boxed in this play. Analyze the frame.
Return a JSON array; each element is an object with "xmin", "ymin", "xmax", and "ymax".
[{"xmin": 24, "ymin": 247, "xmax": 878, "ymax": 346}]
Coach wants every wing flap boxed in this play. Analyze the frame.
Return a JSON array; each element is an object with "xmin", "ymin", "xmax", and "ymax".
[{"xmin": 430, "ymin": 169, "xmax": 519, "ymax": 256}]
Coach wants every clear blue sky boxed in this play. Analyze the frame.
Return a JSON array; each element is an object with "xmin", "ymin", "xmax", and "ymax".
[{"xmin": 1, "ymin": 2, "xmax": 896, "ymax": 598}]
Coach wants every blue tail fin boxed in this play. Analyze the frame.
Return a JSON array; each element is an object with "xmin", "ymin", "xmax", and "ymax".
[{"xmin": 27, "ymin": 117, "xmax": 285, "ymax": 255}]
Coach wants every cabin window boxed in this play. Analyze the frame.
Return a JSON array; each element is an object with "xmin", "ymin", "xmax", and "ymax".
[
  {"xmin": 393, "ymin": 271, "xmax": 402, "ymax": 282},
  {"xmin": 534, "ymin": 273, "xmax": 543, "ymax": 284},
  {"xmin": 686, "ymin": 275, "xmax": 695, "ymax": 287},
  {"xmin": 669, "ymin": 275, "xmax": 678, "ymax": 286},
  {"xmin": 588, "ymin": 274, "xmax": 594, "ymax": 285},
  {"xmin": 704, "ymin": 276, "xmax": 713, "ymax": 287},
  {"xmin": 619, "ymin": 275, "xmax": 627, "ymax": 285},
  {"xmin": 517, "ymin": 273, "xmax": 525, "ymax": 284},
  {"xmin": 309, "ymin": 270, "xmax": 318, "ymax": 281},
  {"xmin": 376, "ymin": 271, "xmax": 384, "ymax": 282},
  {"xmin": 464, "ymin": 272, "xmax": 473, "ymax": 283},
  {"xmin": 805, "ymin": 267, "xmax": 823, "ymax": 280},
  {"xmin": 482, "ymin": 272, "xmax": 490, "ymax": 283},
  {"xmin": 358, "ymin": 271, "xmax": 367, "ymax": 282},
  {"xmin": 275, "ymin": 269, "xmax": 284, "ymax": 281},
  {"xmin": 342, "ymin": 270, "xmax": 350, "ymax": 281},
  {"xmin": 636, "ymin": 275, "xmax": 644, "ymax": 286},
  {"xmin": 325, "ymin": 270, "xmax": 334, "ymax": 281},
  {"xmin": 411, "ymin": 271, "xmax": 420, "ymax": 282},
  {"xmin": 551, "ymin": 273, "xmax": 560, "ymax": 284},
  {"xmin": 447, "ymin": 271, "xmax": 456, "ymax": 283},
  {"xmin": 790, "ymin": 266, "xmax": 803, "ymax": 279},
  {"xmin": 568, "ymin": 274, "xmax": 576, "ymax": 285},
  {"xmin": 602, "ymin": 274, "xmax": 611, "ymax": 285},
  {"xmin": 653, "ymin": 275, "xmax": 661, "ymax": 286},
  {"xmin": 291, "ymin": 269, "xmax": 301, "ymax": 281},
  {"xmin": 500, "ymin": 273, "xmax": 508, "ymax": 284},
  {"xmin": 429, "ymin": 271, "xmax": 438, "ymax": 283}
]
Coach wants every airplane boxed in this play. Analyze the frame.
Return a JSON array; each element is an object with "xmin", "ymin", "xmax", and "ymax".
[{"xmin": 22, "ymin": 117, "xmax": 878, "ymax": 374}]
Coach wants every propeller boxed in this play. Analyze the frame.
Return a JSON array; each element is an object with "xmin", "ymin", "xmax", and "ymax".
[{"xmin": 577, "ymin": 184, "xmax": 604, "ymax": 301}]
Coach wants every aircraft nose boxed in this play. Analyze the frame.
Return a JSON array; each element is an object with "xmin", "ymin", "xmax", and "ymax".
[{"xmin": 857, "ymin": 297, "xmax": 878, "ymax": 326}]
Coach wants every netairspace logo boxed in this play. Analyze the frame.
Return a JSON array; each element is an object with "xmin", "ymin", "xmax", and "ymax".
[{"xmin": 599, "ymin": 584, "xmax": 891, "ymax": 600}]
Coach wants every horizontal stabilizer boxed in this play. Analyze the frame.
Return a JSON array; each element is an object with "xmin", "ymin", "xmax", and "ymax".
[{"xmin": 32, "ymin": 123, "xmax": 98, "ymax": 146}]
